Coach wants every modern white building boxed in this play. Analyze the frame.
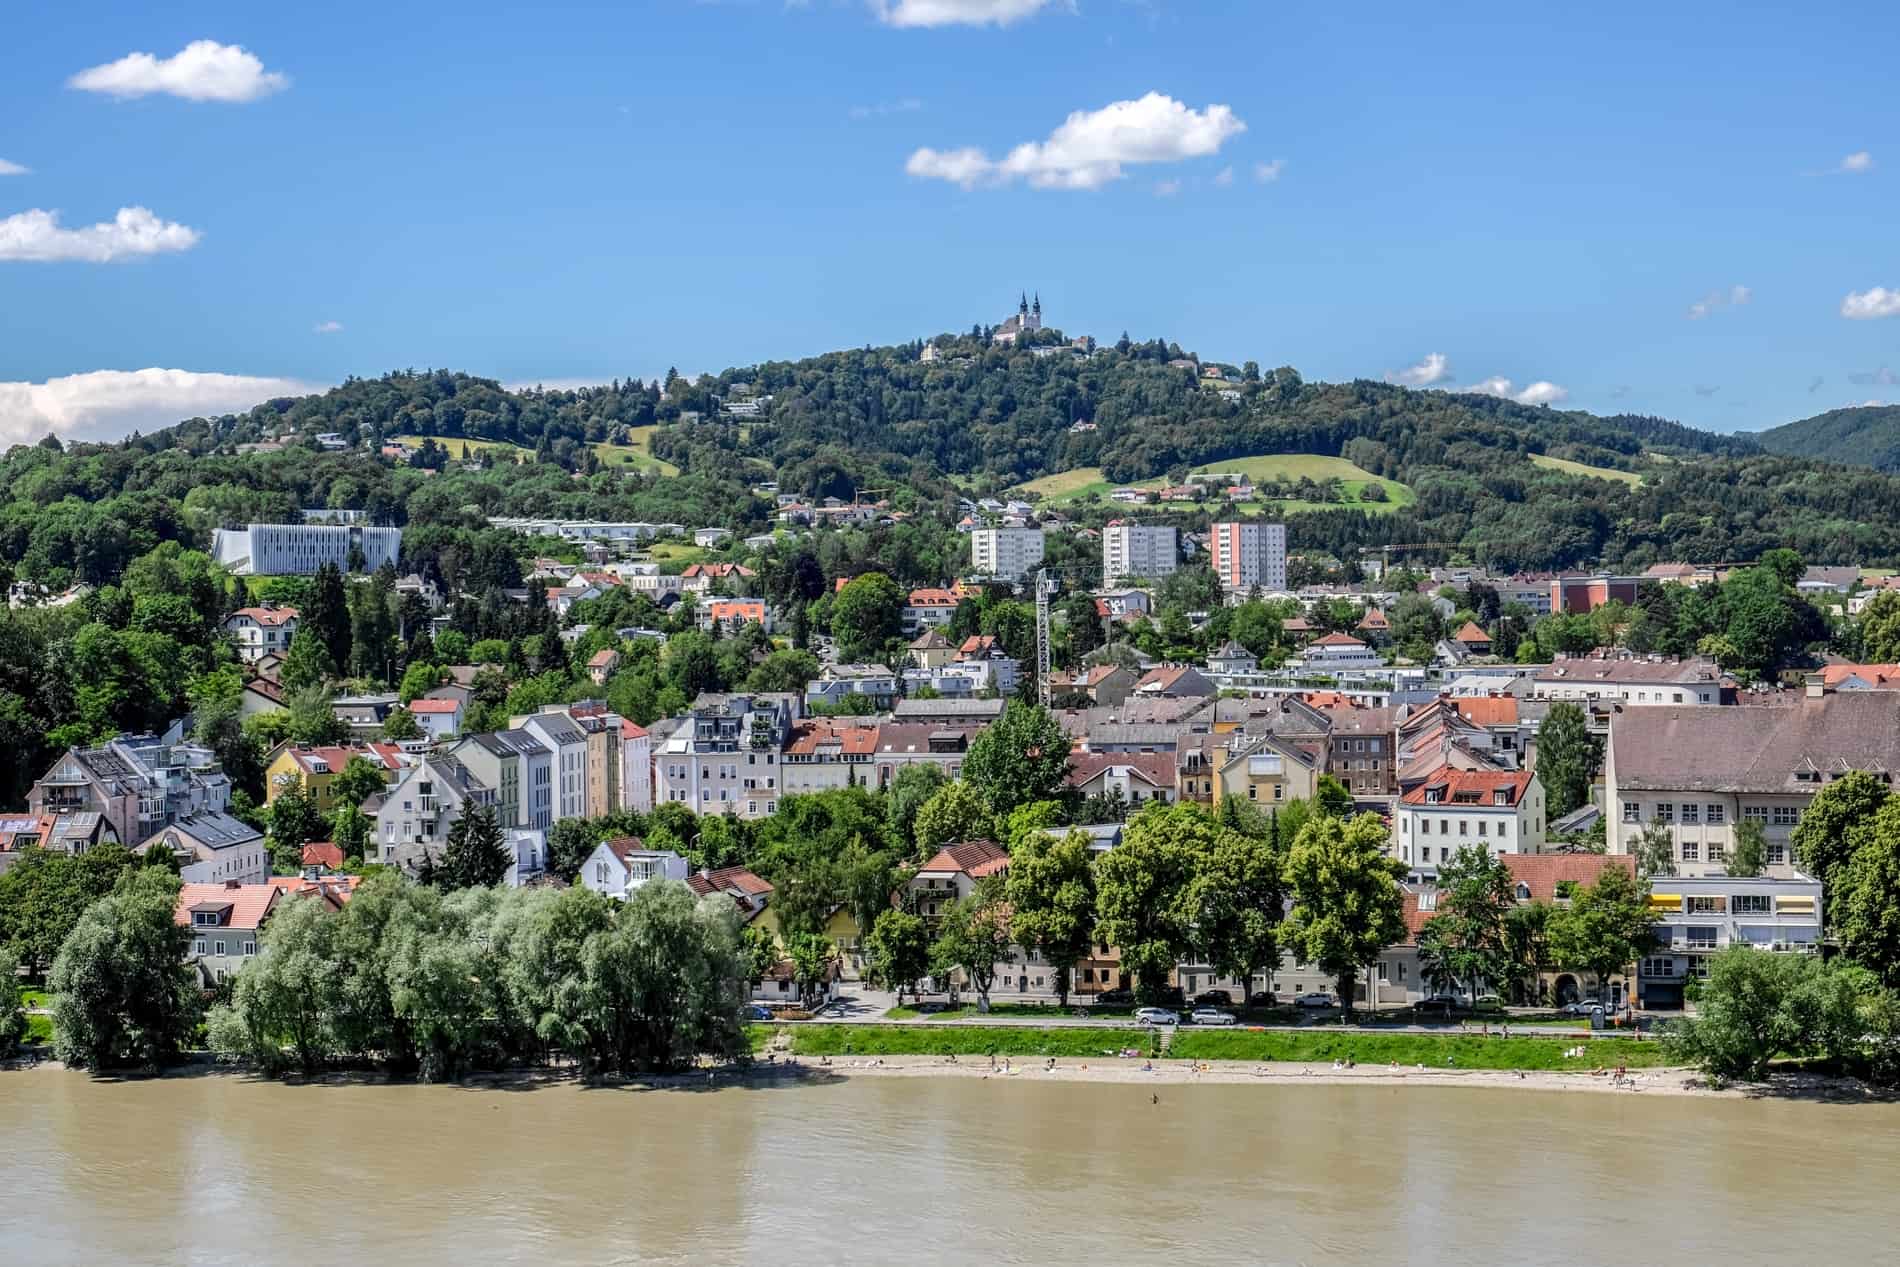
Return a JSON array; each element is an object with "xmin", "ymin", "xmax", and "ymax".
[
  {"xmin": 210, "ymin": 524, "xmax": 402, "ymax": 576},
  {"xmin": 579, "ymin": 838, "xmax": 690, "ymax": 900},
  {"xmin": 652, "ymin": 693, "xmax": 799, "ymax": 819},
  {"xmin": 1102, "ymin": 523, "xmax": 1178, "ymax": 585},
  {"xmin": 970, "ymin": 527, "xmax": 1046, "ymax": 581},
  {"xmin": 1207, "ymin": 521, "xmax": 1286, "ymax": 593},
  {"xmin": 517, "ymin": 712, "xmax": 587, "ymax": 823},
  {"xmin": 620, "ymin": 720, "xmax": 653, "ymax": 813},
  {"xmin": 1636, "ymin": 873, "xmax": 1824, "ymax": 1009}
]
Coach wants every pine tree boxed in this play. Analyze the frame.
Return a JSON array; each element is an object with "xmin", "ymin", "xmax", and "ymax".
[
  {"xmin": 439, "ymin": 805, "xmax": 511, "ymax": 889},
  {"xmin": 304, "ymin": 562, "xmax": 352, "ymax": 673}
]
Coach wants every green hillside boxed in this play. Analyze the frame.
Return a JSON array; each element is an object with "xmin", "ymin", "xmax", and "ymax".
[{"xmin": 1755, "ymin": 405, "xmax": 1900, "ymax": 471}]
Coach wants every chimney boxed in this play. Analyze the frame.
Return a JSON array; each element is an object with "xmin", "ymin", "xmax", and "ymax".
[
  {"xmin": 1805, "ymin": 673, "xmax": 1826, "ymax": 700},
  {"xmin": 224, "ymin": 879, "xmax": 243, "ymax": 889}
]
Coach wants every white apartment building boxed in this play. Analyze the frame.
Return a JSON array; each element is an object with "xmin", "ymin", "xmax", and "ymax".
[
  {"xmin": 1393, "ymin": 767, "xmax": 1546, "ymax": 881},
  {"xmin": 1636, "ymin": 873, "xmax": 1824, "ymax": 1009},
  {"xmin": 652, "ymin": 693, "xmax": 798, "ymax": 819},
  {"xmin": 1208, "ymin": 521, "xmax": 1286, "ymax": 593},
  {"xmin": 970, "ymin": 527, "xmax": 1046, "ymax": 581},
  {"xmin": 517, "ymin": 712, "xmax": 587, "ymax": 823},
  {"xmin": 1102, "ymin": 523, "xmax": 1178, "ymax": 585},
  {"xmin": 1531, "ymin": 654, "xmax": 1726, "ymax": 707},
  {"xmin": 620, "ymin": 721, "xmax": 653, "ymax": 813},
  {"xmin": 210, "ymin": 524, "xmax": 402, "ymax": 576}
]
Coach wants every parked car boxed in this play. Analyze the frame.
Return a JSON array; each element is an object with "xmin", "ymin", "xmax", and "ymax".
[
  {"xmin": 1135, "ymin": 1007, "xmax": 1180, "ymax": 1026},
  {"xmin": 1193, "ymin": 989, "xmax": 1234, "ymax": 1007},
  {"xmin": 1413, "ymin": 996, "xmax": 1461, "ymax": 1017},
  {"xmin": 1294, "ymin": 991, "xmax": 1336, "ymax": 1008},
  {"xmin": 1559, "ymin": 1000, "xmax": 1605, "ymax": 1017},
  {"xmin": 743, "ymin": 1004, "xmax": 774, "ymax": 1021},
  {"xmin": 1246, "ymin": 991, "xmax": 1278, "ymax": 1008},
  {"xmin": 1094, "ymin": 988, "xmax": 1135, "ymax": 1007},
  {"xmin": 1190, "ymin": 1007, "xmax": 1237, "ymax": 1026}
]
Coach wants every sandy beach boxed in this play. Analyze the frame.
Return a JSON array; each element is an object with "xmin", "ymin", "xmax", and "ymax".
[{"xmin": 779, "ymin": 1053, "xmax": 1900, "ymax": 1101}]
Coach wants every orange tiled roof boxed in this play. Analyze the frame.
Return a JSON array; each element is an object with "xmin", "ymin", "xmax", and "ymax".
[
  {"xmin": 917, "ymin": 840, "xmax": 1010, "ymax": 878},
  {"xmin": 1400, "ymin": 767, "xmax": 1534, "ymax": 806}
]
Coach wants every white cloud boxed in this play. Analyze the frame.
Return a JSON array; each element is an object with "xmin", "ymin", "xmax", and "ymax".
[
  {"xmin": 1687, "ymin": 283, "xmax": 1751, "ymax": 319},
  {"xmin": 1849, "ymin": 367, "xmax": 1899, "ymax": 386},
  {"xmin": 1254, "ymin": 158, "xmax": 1286, "ymax": 183},
  {"xmin": 314, "ymin": 320, "xmax": 343, "ymax": 334},
  {"xmin": 1854, "ymin": 399, "xmax": 1887, "ymax": 408},
  {"xmin": 0, "ymin": 369, "xmax": 316, "ymax": 447},
  {"xmin": 1213, "ymin": 165, "xmax": 1234, "ymax": 187},
  {"xmin": 849, "ymin": 97, "xmax": 924, "ymax": 119},
  {"xmin": 871, "ymin": 0, "xmax": 1058, "ymax": 27},
  {"xmin": 1153, "ymin": 179, "xmax": 1181, "ymax": 197},
  {"xmin": 0, "ymin": 206, "xmax": 201, "ymax": 263},
  {"xmin": 906, "ymin": 92, "xmax": 1245, "ymax": 191},
  {"xmin": 1460, "ymin": 376, "xmax": 1569, "ymax": 406},
  {"xmin": 1386, "ymin": 352, "xmax": 1451, "ymax": 387},
  {"xmin": 1842, "ymin": 287, "xmax": 1900, "ymax": 320},
  {"xmin": 1838, "ymin": 151, "xmax": 1874, "ymax": 174},
  {"xmin": 68, "ymin": 40, "xmax": 288, "ymax": 103},
  {"xmin": 0, "ymin": 159, "xmax": 28, "ymax": 176}
]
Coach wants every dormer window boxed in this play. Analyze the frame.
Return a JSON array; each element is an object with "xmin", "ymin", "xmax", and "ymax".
[{"xmin": 1493, "ymin": 790, "xmax": 1510, "ymax": 806}]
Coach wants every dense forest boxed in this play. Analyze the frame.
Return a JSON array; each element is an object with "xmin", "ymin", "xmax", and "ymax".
[{"xmin": 1755, "ymin": 404, "xmax": 1900, "ymax": 471}]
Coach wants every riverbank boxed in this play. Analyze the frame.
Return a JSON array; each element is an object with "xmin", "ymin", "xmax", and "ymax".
[{"xmin": 784, "ymin": 1053, "xmax": 1899, "ymax": 1102}]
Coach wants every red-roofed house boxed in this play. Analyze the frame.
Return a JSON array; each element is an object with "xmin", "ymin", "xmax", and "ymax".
[
  {"xmin": 783, "ymin": 718, "xmax": 881, "ymax": 794},
  {"xmin": 587, "ymin": 647, "xmax": 621, "ymax": 685},
  {"xmin": 223, "ymin": 604, "xmax": 300, "ymax": 662},
  {"xmin": 405, "ymin": 696, "xmax": 464, "ymax": 740},
  {"xmin": 1297, "ymin": 632, "xmax": 1382, "ymax": 669},
  {"xmin": 1451, "ymin": 621, "xmax": 1494, "ymax": 654},
  {"xmin": 909, "ymin": 841, "xmax": 1009, "ymax": 918},
  {"xmin": 699, "ymin": 598, "xmax": 771, "ymax": 632},
  {"xmin": 1067, "ymin": 750, "xmax": 1178, "ymax": 807},
  {"xmin": 176, "ymin": 881, "xmax": 282, "ymax": 984},
  {"xmin": 301, "ymin": 841, "xmax": 345, "ymax": 871},
  {"xmin": 1355, "ymin": 606, "xmax": 1392, "ymax": 645},
  {"xmin": 1394, "ymin": 766, "xmax": 1545, "ymax": 878},
  {"xmin": 903, "ymin": 587, "xmax": 962, "ymax": 634},
  {"xmin": 1132, "ymin": 664, "xmax": 1217, "ymax": 700}
]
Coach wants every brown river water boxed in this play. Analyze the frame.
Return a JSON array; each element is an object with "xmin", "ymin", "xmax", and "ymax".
[{"xmin": 4, "ymin": 1067, "xmax": 1897, "ymax": 1266}]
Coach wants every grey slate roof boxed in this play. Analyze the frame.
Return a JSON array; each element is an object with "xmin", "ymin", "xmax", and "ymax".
[{"xmin": 1610, "ymin": 694, "xmax": 1900, "ymax": 793}]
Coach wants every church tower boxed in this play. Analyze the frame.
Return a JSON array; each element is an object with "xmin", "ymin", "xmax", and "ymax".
[{"xmin": 1029, "ymin": 293, "xmax": 1042, "ymax": 331}]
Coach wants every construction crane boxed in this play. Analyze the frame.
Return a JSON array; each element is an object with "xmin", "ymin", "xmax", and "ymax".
[{"xmin": 1033, "ymin": 564, "xmax": 1101, "ymax": 707}]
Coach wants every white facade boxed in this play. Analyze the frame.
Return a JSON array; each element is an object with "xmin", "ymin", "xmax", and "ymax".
[
  {"xmin": 1102, "ymin": 524, "xmax": 1178, "ymax": 585},
  {"xmin": 1394, "ymin": 781, "xmax": 1547, "ymax": 880},
  {"xmin": 1636, "ymin": 874, "xmax": 1823, "ymax": 1008},
  {"xmin": 1208, "ymin": 521, "xmax": 1286, "ymax": 593},
  {"xmin": 519, "ymin": 715, "xmax": 587, "ymax": 823},
  {"xmin": 222, "ymin": 608, "xmax": 299, "ymax": 662},
  {"xmin": 620, "ymin": 726, "xmax": 653, "ymax": 814},
  {"xmin": 210, "ymin": 524, "xmax": 401, "ymax": 576},
  {"xmin": 970, "ymin": 527, "xmax": 1046, "ymax": 581},
  {"xmin": 579, "ymin": 843, "xmax": 689, "ymax": 900}
]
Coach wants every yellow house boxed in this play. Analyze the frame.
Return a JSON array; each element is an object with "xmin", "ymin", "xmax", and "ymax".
[
  {"xmin": 750, "ymin": 902, "xmax": 864, "ymax": 979},
  {"xmin": 1213, "ymin": 734, "xmax": 1320, "ymax": 808},
  {"xmin": 264, "ymin": 743, "xmax": 404, "ymax": 813}
]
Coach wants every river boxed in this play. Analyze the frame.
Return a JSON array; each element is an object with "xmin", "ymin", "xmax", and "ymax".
[{"xmin": 4, "ymin": 1067, "xmax": 1895, "ymax": 1265}]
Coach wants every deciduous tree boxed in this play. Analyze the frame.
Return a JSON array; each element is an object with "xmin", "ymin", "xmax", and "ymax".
[
  {"xmin": 1282, "ymin": 814, "xmax": 1408, "ymax": 1012},
  {"xmin": 1533, "ymin": 701, "xmax": 1598, "ymax": 818},
  {"xmin": 49, "ymin": 868, "xmax": 200, "ymax": 1070}
]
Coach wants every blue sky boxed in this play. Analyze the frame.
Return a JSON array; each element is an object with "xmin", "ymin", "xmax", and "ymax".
[{"xmin": 2, "ymin": 0, "xmax": 1897, "ymax": 444}]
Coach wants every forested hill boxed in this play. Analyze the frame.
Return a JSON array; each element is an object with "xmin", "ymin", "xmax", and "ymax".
[
  {"xmin": 1754, "ymin": 405, "xmax": 1900, "ymax": 471},
  {"xmin": 18, "ymin": 329, "xmax": 1900, "ymax": 574}
]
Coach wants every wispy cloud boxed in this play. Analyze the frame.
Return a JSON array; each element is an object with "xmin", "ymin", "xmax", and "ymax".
[
  {"xmin": 907, "ymin": 91, "xmax": 1245, "ymax": 190},
  {"xmin": 1850, "ymin": 367, "xmax": 1899, "ymax": 386},
  {"xmin": 1694, "ymin": 383, "xmax": 1721, "ymax": 397},
  {"xmin": 849, "ymin": 97, "xmax": 924, "ymax": 119},
  {"xmin": 1837, "ymin": 150, "xmax": 1874, "ymax": 174},
  {"xmin": 1385, "ymin": 352, "xmax": 1451, "ymax": 387},
  {"xmin": 1842, "ymin": 287, "xmax": 1900, "ymax": 320},
  {"xmin": 1808, "ymin": 376, "xmax": 1825, "ymax": 393},
  {"xmin": 1687, "ymin": 283, "xmax": 1751, "ymax": 320},
  {"xmin": 871, "ymin": 0, "xmax": 1061, "ymax": 27},
  {"xmin": 1609, "ymin": 385, "xmax": 1632, "ymax": 400},
  {"xmin": 1254, "ymin": 158, "xmax": 1286, "ymax": 183},
  {"xmin": 1461, "ymin": 376, "xmax": 1568, "ymax": 406},
  {"xmin": 0, "ymin": 159, "xmax": 28, "ymax": 176},
  {"xmin": 69, "ymin": 40, "xmax": 288, "ymax": 103},
  {"xmin": 314, "ymin": 320, "xmax": 343, "ymax": 335},
  {"xmin": 1153, "ymin": 179, "xmax": 1181, "ymax": 197},
  {"xmin": 0, "ymin": 206, "xmax": 201, "ymax": 263},
  {"xmin": 0, "ymin": 368, "xmax": 316, "ymax": 447},
  {"xmin": 1212, "ymin": 165, "xmax": 1234, "ymax": 187}
]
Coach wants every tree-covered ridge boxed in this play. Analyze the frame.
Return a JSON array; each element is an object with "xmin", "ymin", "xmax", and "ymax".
[{"xmin": 1755, "ymin": 405, "xmax": 1900, "ymax": 472}]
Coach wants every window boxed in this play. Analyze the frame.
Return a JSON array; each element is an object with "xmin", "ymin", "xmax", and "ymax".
[
  {"xmin": 1622, "ymin": 803, "xmax": 1641, "ymax": 824},
  {"xmin": 1687, "ymin": 957, "xmax": 1711, "ymax": 980},
  {"xmin": 1686, "ymin": 927, "xmax": 1718, "ymax": 949},
  {"xmin": 1733, "ymin": 894, "xmax": 1771, "ymax": 915},
  {"xmin": 1655, "ymin": 802, "xmax": 1674, "ymax": 824},
  {"xmin": 1772, "ymin": 805, "xmax": 1800, "ymax": 827},
  {"xmin": 1687, "ymin": 896, "xmax": 1726, "ymax": 915},
  {"xmin": 214, "ymin": 940, "xmax": 226, "ymax": 956},
  {"xmin": 1499, "ymin": 821, "xmax": 1509, "ymax": 838},
  {"xmin": 1478, "ymin": 820, "xmax": 1488, "ymax": 837},
  {"xmin": 1680, "ymin": 840, "xmax": 1700, "ymax": 862},
  {"xmin": 1706, "ymin": 804, "xmax": 1726, "ymax": 825},
  {"xmin": 1273, "ymin": 784, "xmax": 1284, "ymax": 801},
  {"xmin": 1681, "ymin": 803, "xmax": 1700, "ymax": 825},
  {"xmin": 1248, "ymin": 784, "xmax": 1257, "ymax": 800},
  {"xmin": 1458, "ymin": 820, "xmax": 1469, "ymax": 836},
  {"xmin": 1743, "ymin": 805, "xmax": 1769, "ymax": 824},
  {"xmin": 195, "ymin": 938, "xmax": 206, "ymax": 956},
  {"xmin": 1766, "ymin": 842, "xmax": 1787, "ymax": 866},
  {"xmin": 1419, "ymin": 818, "xmax": 1430, "ymax": 834}
]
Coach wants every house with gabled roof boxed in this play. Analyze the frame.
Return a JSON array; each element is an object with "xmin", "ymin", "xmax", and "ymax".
[
  {"xmin": 1394, "ymin": 766, "xmax": 1545, "ymax": 881},
  {"xmin": 580, "ymin": 837, "xmax": 689, "ymax": 900}
]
